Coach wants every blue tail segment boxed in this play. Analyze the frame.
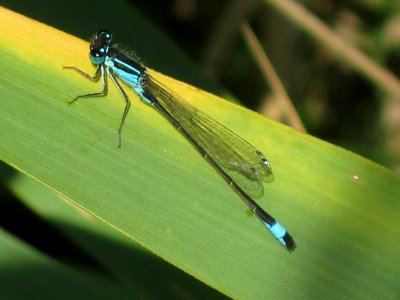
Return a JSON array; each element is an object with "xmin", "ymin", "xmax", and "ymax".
[
  {"xmin": 266, "ymin": 221, "xmax": 296, "ymax": 252},
  {"xmin": 253, "ymin": 205, "xmax": 296, "ymax": 252}
]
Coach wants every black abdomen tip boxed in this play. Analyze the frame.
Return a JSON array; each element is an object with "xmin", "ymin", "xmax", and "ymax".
[{"xmin": 283, "ymin": 233, "xmax": 297, "ymax": 252}]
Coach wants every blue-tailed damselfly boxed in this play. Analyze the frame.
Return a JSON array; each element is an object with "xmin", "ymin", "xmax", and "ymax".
[{"xmin": 64, "ymin": 30, "xmax": 296, "ymax": 251}]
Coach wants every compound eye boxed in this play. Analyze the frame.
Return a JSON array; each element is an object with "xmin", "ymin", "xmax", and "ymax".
[
  {"xmin": 89, "ymin": 47, "xmax": 107, "ymax": 64},
  {"xmin": 96, "ymin": 30, "xmax": 112, "ymax": 43}
]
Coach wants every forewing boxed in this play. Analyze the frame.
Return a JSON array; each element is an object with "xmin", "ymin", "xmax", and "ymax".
[{"xmin": 146, "ymin": 76, "xmax": 273, "ymax": 198}]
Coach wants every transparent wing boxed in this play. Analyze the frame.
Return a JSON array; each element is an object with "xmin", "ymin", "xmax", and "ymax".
[{"xmin": 146, "ymin": 76, "xmax": 274, "ymax": 198}]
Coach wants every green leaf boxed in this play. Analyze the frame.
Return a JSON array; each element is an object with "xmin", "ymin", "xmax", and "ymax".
[
  {"xmin": 1, "ymin": 7, "xmax": 399, "ymax": 299},
  {"xmin": 0, "ymin": 228, "xmax": 144, "ymax": 299},
  {"xmin": 6, "ymin": 172, "xmax": 226, "ymax": 299}
]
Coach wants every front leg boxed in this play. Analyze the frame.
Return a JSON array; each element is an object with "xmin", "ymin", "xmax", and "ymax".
[
  {"xmin": 64, "ymin": 65, "xmax": 108, "ymax": 104},
  {"xmin": 63, "ymin": 64, "xmax": 102, "ymax": 81}
]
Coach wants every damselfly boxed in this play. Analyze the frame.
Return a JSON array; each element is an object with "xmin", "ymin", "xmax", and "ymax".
[{"xmin": 64, "ymin": 30, "xmax": 296, "ymax": 251}]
